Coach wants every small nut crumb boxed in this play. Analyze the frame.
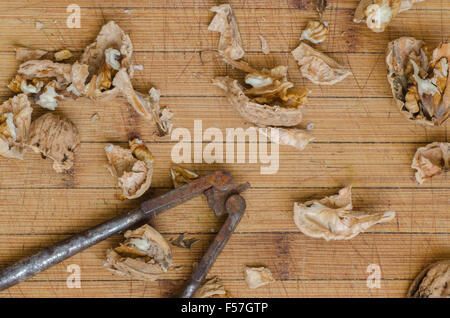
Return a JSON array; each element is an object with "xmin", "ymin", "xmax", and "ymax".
[
  {"xmin": 258, "ymin": 35, "xmax": 270, "ymax": 54},
  {"xmin": 244, "ymin": 267, "xmax": 275, "ymax": 289},
  {"xmin": 54, "ymin": 49, "xmax": 73, "ymax": 61},
  {"xmin": 90, "ymin": 113, "xmax": 99, "ymax": 121},
  {"xmin": 35, "ymin": 21, "xmax": 44, "ymax": 30},
  {"xmin": 170, "ymin": 165, "xmax": 199, "ymax": 188}
]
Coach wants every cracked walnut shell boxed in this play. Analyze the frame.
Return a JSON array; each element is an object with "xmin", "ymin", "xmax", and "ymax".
[
  {"xmin": 292, "ymin": 42, "xmax": 351, "ymax": 85},
  {"xmin": 300, "ymin": 21, "xmax": 329, "ymax": 44},
  {"xmin": 193, "ymin": 277, "xmax": 228, "ymax": 298},
  {"xmin": 0, "ymin": 94, "xmax": 33, "ymax": 159},
  {"xmin": 411, "ymin": 142, "xmax": 449, "ymax": 184},
  {"xmin": 28, "ymin": 113, "xmax": 80, "ymax": 173},
  {"xmin": 208, "ymin": 4, "xmax": 244, "ymax": 61},
  {"xmin": 105, "ymin": 139, "xmax": 154, "ymax": 200},
  {"xmin": 244, "ymin": 267, "xmax": 275, "ymax": 289},
  {"xmin": 386, "ymin": 37, "xmax": 450, "ymax": 126},
  {"xmin": 354, "ymin": 0, "xmax": 423, "ymax": 32},
  {"xmin": 104, "ymin": 224, "xmax": 173, "ymax": 281},
  {"xmin": 293, "ymin": 187, "xmax": 395, "ymax": 240},
  {"xmin": 170, "ymin": 166, "xmax": 199, "ymax": 188},
  {"xmin": 407, "ymin": 260, "xmax": 450, "ymax": 298}
]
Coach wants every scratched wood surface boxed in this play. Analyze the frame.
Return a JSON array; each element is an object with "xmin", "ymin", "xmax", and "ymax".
[{"xmin": 0, "ymin": 0, "xmax": 449, "ymax": 298}]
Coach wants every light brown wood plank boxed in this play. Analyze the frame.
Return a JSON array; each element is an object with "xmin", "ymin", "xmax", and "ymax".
[
  {"xmin": 0, "ymin": 188, "xmax": 448, "ymax": 234},
  {"xmin": 0, "ymin": 233, "xmax": 447, "ymax": 285},
  {"xmin": 0, "ymin": 278, "xmax": 411, "ymax": 298},
  {"xmin": 1, "ymin": 142, "xmax": 448, "ymax": 188},
  {"xmin": 0, "ymin": 7, "xmax": 447, "ymax": 54}
]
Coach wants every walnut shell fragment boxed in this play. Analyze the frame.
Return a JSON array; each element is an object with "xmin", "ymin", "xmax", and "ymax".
[
  {"xmin": 0, "ymin": 94, "xmax": 33, "ymax": 159},
  {"xmin": 300, "ymin": 21, "xmax": 329, "ymax": 44},
  {"xmin": 292, "ymin": 42, "xmax": 351, "ymax": 85},
  {"xmin": 105, "ymin": 139, "xmax": 154, "ymax": 199},
  {"xmin": 244, "ymin": 267, "xmax": 275, "ymax": 289},
  {"xmin": 407, "ymin": 260, "xmax": 450, "ymax": 298},
  {"xmin": 386, "ymin": 37, "xmax": 450, "ymax": 126},
  {"xmin": 104, "ymin": 224, "xmax": 173, "ymax": 281},
  {"xmin": 293, "ymin": 187, "xmax": 396, "ymax": 240},
  {"xmin": 170, "ymin": 166, "xmax": 199, "ymax": 188},
  {"xmin": 15, "ymin": 47, "xmax": 47, "ymax": 62},
  {"xmin": 411, "ymin": 142, "xmax": 449, "ymax": 184},
  {"xmin": 354, "ymin": 0, "xmax": 423, "ymax": 32},
  {"xmin": 208, "ymin": 4, "xmax": 244, "ymax": 60},
  {"xmin": 193, "ymin": 277, "xmax": 228, "ymax": 298},
  {"xmin": 258, "ymin": 127, "xmax": 314, "ymax": 151},
  {"xmin": 80, "ymin": 21, "xmax": 133, "ymax": 100},
  {"xmin": 28, "ymin": 113, "xmax": 80, "ymax": 172},
  {"xmin": 113, "ymin": 69, "xmax": 173, "ymax": 136},
  {"xmin": 213, "ymin": 76, "xmax": 305, "ymax": 127}
]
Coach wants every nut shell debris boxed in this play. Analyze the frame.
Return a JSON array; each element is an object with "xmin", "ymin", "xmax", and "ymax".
[
  {"xmin": 15, "ymin": 47, "xmax": 47, "ymax": 62},
  {"xmin": 0, "ymin": 94, "xmax": 33, "ymax": 159},
  {"xmin": 170, "ymin": 166, "xmax": 199, "ymax": 188},
  {"xmin": 78, "ymin": 21, "xmax": 133, "ymax": 101},
  {"xmin": 28, "ymin": 112, "xmax": 80, "ymax": 172},
  {"xmin": 113, "ymin": 69, "xmax": 173, "ymax": 136},
  {"xmin": 193, "ymin": 277, "xmax": 228, "ymax": 298},
  {"xmin": 258, "ymin": 127, "xmax": 314, "ymax": 151},
  {"xmin": 293, "ymin": 187, "xmax": 395, "ymax": 240},
  {"xmin": 354, "ymin": 0, "xmax": 423, "ymax": 32},
  {"xmin": 407, "ymin": 260, "xmax": 450, "ymax": 298},
  {"xmin": 386, "ymin": 37, "xmax": 450, "ymax": 126},
  {"xmin": 411, "ymin": 142, "xmax": 449, "ymax": 184},
  {"xmin": 208, "ymin": 4, "xmax": 244, "ymax": 60},
  {"xmin": 105, "ymin": 139, "xmax": 154, "ymax": 199},
  {"xmin": 292, "ymin": 42, "xmax": 350, "ymax": 85},
  {"xmin": 213, "ymin": 76, "xmax": 304, "ymax": 127},
  {"xmin": 244, "ymin": 267, "xmax": 275, "ymax": 289},
  {"xmin": 104, "ymin": 224, "xmax": 173, "ymax": 281},
  {"xmin": 300, "ymin": 21, "xmax": 329, "ymax": 44}
]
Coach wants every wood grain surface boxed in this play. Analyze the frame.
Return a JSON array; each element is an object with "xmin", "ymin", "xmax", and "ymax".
[{"xmin": 0, "ymin": 0, "xmax": 449, "ymax": 298}]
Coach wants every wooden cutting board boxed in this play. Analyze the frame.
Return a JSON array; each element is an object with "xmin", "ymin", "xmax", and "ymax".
[{"xmin": 0, "ymin": 0, "xmax": 448, "ymax": 297}]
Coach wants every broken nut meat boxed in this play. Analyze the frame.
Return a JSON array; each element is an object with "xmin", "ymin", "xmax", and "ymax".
[
  {"xmin": 300, "ymin": 21, "xmax": 329, "ymax": 44},
  {"xmin": 28, "ymin": 112, "xmax": 80, "ymax": 173},
  {"xmin": 386, "ymin": 37, "xmax": 450, "ymax": 126},
  {"xmin": 105, "ymin": 139, "xmax": 154, "ymax": 200},
  {"xmin": 208, "ymin": 4, "xmax": 244, "ymax": 61},
  {"xmin": 407, "ymin": 260, "xmax": 450, "ymax": 298},
  {"xmin": 104, "ymin": 224, "xmax": 173, "ymax": 281},
  {"xmin": 170, "ymin": 166, "xmax": 199, "ymax": 188},
  {"xmin": 244, "ymin": 267, "xmax": 275, "ymax": 289},
  {"xmin": 0, "ymin": 94, "xmax": 33, "ymax": 159},
  {"xmin": 354, "ymin": 0, "xmax": 423, "ymax": 32},
  {"xmin": 292, "ymin": 42, "xmax": 351, "ymax": 85},
  {"xmin": 192, "ymin": 277, "xmax": 229, "ymax": 298},
  {"xmin": 411, "ymin": 142, "xmax": 449, "ymax": 184},
  {"xmin": 293, "ymin": 187, "xmax": 396, "ymax": 240}
]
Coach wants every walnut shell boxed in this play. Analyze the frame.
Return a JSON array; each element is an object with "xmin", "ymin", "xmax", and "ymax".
[
  {"xmin": 28, "ymin": 113, "xmax": 80, "ymax": 172},
  {"xmin": 105, "ymin": 139, "xmax": 153, "ymax": 199},
  {"xmin": 0, "ymin": 94, "xmax": 33, "ymax": 159},
  {"xmin": 104, "ymin": 224, "xmax": 173, "ymax": 281},
  {"xmin": 208, "ymin": 4, "xmax": 244, "ymax": 60},
  {"xmin": 80, "ymin": 21, "xmax": 133, "ymax": 100},
  {"xmin": 386, "ymin": 37, "xmax": 450, "ymax": 126},
  {"xmin": 407, "ymin": 260, "xmax": 450, "ymax": 298},
  {"xmin": 213, "ymin": 76, "xmax": 303, "ymax": 126},
  {"xmin": 292, "ymin": 42, "xmax": 351, "ymax": 85},
  {"xmin": 15, "ymin": 47, "xmax": 47, "ymax": 62},
  {"xmin": 244, "ymin": 267, "xmax": 275, "ymax": 289},
  {"xmin": 193, "ymin": 277, "xmax": 228, "ymax": 298},
  {"xmin": 293, "ymin": 187, "xmax": 396, "ymax": 240},
  {"xmin": 411, "ymin": 142, "xmax": 449, "ymax": 184}
]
